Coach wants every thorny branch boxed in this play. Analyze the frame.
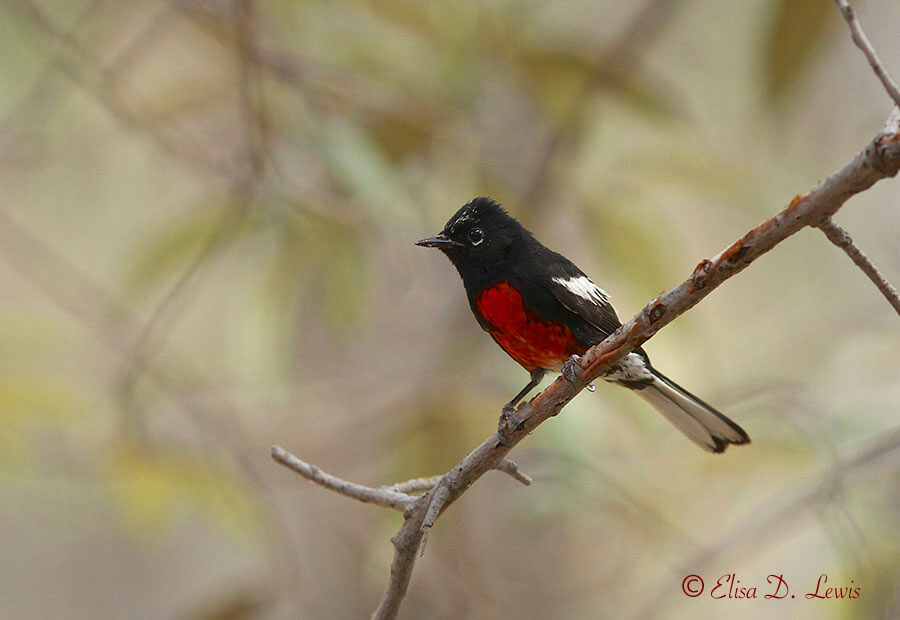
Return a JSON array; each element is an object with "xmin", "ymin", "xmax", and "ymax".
[{"xmin": 274, "ymin": 105, "xmax": 900, "ymax": 620}]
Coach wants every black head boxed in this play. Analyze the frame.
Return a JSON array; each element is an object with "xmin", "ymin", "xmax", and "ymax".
[{"xmin": 416, "ymin": 197, "xmax": 532, "ymax": 276}]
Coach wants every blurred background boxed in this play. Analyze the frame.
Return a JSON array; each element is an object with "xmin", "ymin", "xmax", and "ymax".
[{"xmin": 1, "ymin": 0, "xmax": 898, "ymax": 618}]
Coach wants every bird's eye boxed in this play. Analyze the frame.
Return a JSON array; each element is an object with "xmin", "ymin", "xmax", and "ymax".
[{"xmin": 468, "ymin": 228, "xmax": 484, "ymax": 246}]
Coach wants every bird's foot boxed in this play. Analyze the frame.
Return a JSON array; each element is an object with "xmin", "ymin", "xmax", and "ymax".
[
  {"xmin": 500, "ymin": 404, "xmax": 526, "ymax": 430},
  {"xmin": 496, "ymin": 404, "xmax": 525, "ymax": 447},
  {"xmin": 562, "ymin": 354, "xmax": 583, "ymax": 384}
]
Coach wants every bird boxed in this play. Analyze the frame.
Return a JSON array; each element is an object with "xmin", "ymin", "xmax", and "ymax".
[{"xmin": 416, "ymin": 197, "xmax": 750, "ymax": 453}]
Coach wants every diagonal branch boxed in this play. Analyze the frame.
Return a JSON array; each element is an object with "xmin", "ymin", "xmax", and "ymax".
[
  {"xmin": 833, "ymin": 0, "xmax": 900, "ymax": 108},
  {"xmin": 816, "ymin": 216, "xmax": 900, "ymax": 316}
]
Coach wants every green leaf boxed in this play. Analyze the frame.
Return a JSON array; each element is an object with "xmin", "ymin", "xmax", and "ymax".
[{"xmin": 765, "ymin": 0, "xmax": 834, "ymax": 102}]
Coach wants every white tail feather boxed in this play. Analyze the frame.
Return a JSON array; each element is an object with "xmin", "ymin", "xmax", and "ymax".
[{"xmin": 635, "ymin": 372, "xmax": 749, "ymax": 453}]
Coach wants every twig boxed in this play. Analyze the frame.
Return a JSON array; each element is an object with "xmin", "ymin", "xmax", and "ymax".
[
  {"xmin": 382, "ymin": 475, "xmax": 443, "ymax": 494},
  {"xmin": 816, "ymin": 216, "xmax": 900, "ymax": 315},
  {"xmin": 422, "ymin": 485, "xmax": 450, "ymax": 530},
  {"xmin": 270, "ymin": 445, "xmax": 414, "ymax": 512},
  {"xmin": 496, "ymin": 458, "xmax": 533, "ymax": 486},
  {"xmin": 833, "ymin": 0, "xmax": 900, "ymax": 108}
]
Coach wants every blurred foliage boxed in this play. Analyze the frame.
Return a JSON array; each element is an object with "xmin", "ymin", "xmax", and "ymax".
[
  {"xmin": 125, "ymin": 200, "xmax": 249, "ymax": 296},
  {"xmin": 106, "ymin": 442, "xmax": 263, "ymax": 539},
  {"xmin": 766, "ymin": 0, "xmax": 835, "ymax": 101},
  {"xmin": 0, "ymin": 0, "xmax": 897, "ymax": 619},
  {"xmin": 0, "ymin": 371, "xmax": 87, "ymax": 469}
]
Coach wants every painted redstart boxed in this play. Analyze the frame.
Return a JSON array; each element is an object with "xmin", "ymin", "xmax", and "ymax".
[{"xmin": 416, "ymin": 197, "xmax": 750, "ymax": 452}]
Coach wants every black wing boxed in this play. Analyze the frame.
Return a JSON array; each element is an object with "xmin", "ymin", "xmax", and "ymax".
[{"xmin": 536, "ymin": 252, "xmax": 624, "ymax": 342}]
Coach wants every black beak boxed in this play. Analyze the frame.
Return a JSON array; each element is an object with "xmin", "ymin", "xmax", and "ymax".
[{"xmin": 415, "ymin": 234, "xmax": 461, "ymax": 248}]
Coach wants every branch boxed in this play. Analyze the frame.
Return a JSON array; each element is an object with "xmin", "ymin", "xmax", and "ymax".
[
  {"xmin": 825, "ymin": 3, "xmax": 900, "ymax": 316},
  {"xmin": 272, "ymin": 109, "xmax": 900, "ymax": 620},
  {"xmin": 833, "ymin": 0, "xmax": 900, "ymax": 108},
  {"xmin": 377, "ymin": 458, "xmax": 530, "ymax": 494},
  {"xmin": 271, "ymin": 446, "xmax": 415, "ymax": 512},
  {"xmin": 816, "ymin": 216, "xmax": 900, "ymax": 315}
]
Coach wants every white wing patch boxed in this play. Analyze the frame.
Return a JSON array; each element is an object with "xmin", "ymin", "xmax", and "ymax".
[{"xmin": 552, "ymin": 275, "xmax": 611, "ymax": 306}]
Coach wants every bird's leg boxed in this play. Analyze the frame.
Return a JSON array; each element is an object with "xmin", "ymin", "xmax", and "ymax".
[
  {"xmin": 497, "ymin": 369, "xmax": 545, "ymax": 446},
  {"xmin": 561, "ymin": 354, "xmax": 583, "ymax": 384}
]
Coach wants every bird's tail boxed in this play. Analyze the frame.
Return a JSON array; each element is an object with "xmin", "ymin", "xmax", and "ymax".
[{"xmin": 634, "ymin": 368, "xmax": 750, "ymax": 453}]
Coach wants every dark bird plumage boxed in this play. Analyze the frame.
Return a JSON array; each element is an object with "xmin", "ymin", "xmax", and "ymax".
[{"xmin": 417, "ymin": 197, "xmax": 750, "ymax": 453}]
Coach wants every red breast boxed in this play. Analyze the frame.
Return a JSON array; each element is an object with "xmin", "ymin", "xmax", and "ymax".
[{"xmin": 475, "ymin": 281, "xmax": 583, "ymax": 371}]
